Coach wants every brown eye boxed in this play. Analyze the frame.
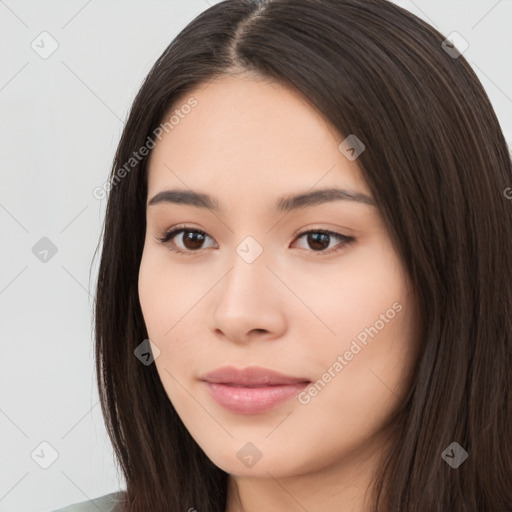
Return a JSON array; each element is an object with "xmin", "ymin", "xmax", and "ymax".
[
  {"xmin": 157, "ymin": 227, "xmax": 216, "ymax": 256},
  {"xmin": 305, "ymin": 232, "xmax": 330, "ymax": 251},
  {"xmin": 156, "ymin": 226, "xmax": 355, "ymax": 257},
  {"xmin": 293, "ymin": 229, "xmax": 355, "ymax": 255},
  {"xmin": 178, "ymin": 230, "xmax": 207, "ymax": 250}
]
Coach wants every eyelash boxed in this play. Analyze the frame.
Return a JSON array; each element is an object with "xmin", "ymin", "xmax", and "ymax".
[{"xmin": 155, "ymin": 224, "xmax": 355, "ymax": 257}]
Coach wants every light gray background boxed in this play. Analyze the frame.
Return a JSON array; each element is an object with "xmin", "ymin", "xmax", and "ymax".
[{"xmin": 1, "ymin": 1, "xmax": 511, "ymax": 511}]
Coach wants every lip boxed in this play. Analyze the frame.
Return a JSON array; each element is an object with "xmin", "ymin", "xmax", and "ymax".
[
  {"xmin": 200, "ymin": 366, "xmax": 311, "ymax": 414},
  {"xmin": 200, "ymin": 365, "xmax": 310, "ymax": 386}
]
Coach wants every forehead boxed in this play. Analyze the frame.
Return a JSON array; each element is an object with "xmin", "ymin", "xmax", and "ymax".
[{"xmin": 146, "ymin": 74, "xmax": 371, "ymax": 201}]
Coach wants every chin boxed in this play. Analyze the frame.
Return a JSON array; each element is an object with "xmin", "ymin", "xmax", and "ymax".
[{"xmin": 201, "ymin": 441, "xmax": 309, "ymax": 478}]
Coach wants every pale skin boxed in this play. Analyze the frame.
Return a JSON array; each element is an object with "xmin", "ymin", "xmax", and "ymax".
[{"xmin": 138, "ymin": 72, "xmax": 421, "ymax": 512}]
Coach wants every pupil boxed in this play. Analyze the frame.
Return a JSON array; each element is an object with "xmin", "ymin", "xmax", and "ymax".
[
  {"xmin": 309, "ymin": 233, "xmax": 329, "ymax": 251},
  {"xmin": 184, "ymin": 231, "xmax": 204, "ymax": 250}
]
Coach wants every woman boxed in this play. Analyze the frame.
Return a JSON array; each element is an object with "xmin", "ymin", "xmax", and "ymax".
[{"xmin": 53, "ymin": 0, "xmax": 512, "ymax": 510}]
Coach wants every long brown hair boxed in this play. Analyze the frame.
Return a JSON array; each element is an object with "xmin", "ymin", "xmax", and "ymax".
[{"xmin": 93, "ymin": 1, "xmax": 512, "ymax": 510}]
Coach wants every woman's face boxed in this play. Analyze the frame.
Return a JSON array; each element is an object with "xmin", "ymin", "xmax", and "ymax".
[{"xmin": 138, "ymin": 73, "xmax": 420, "ymax": 479}]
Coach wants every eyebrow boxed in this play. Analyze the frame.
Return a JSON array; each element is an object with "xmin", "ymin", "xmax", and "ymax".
[{"xmin": 147, "ymin": 187, "xmax": 376, "ymax": 212}]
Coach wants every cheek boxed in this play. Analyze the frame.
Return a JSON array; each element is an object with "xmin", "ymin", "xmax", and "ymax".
[
  {"xmin": 138, "ymin": 251, "xmax": 185, "ymax": 369},
  {"xmin": 137, "ymin": 247, "xmax": 206, "ymax": 371},
  {"xmin": 138, "ymin": 251, "xmax": 166, "ymax": 336},
  {"xmin": 296, "ymin": 295, "xmax": 418, "ymax": 468},
  {"xmin": 138, "ymin": 247, "xmax": 196, "ymax": 337},
  {"xmin": 303, "ymin": 239, "xmax": 419, "ymax": 401},
  {"xmin": 304, "ymin": 238, "xmax": 410, "ymax": 344},
  {"xmin": 138, "ymin": 252, "xmax": 191, "ymax": 408}
]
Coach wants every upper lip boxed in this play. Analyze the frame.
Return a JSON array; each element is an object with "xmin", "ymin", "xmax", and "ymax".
[{"xmin": 200, "ymin": 365, "xmax": 311, "ymax": 387}]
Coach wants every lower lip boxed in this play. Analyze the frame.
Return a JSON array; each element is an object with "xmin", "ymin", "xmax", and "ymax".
[{"xmin": 203, "ymin": 382, "xmax": 309, "ymax": 414}]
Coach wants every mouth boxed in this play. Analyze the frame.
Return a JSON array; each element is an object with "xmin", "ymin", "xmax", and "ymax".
[
  {"xmin": 200, "ymin": 365, "xmax": 311, "ymax": 386},
  {"xmin": 203, "ymin": 381, "xmax": 310, "ymax": 414},
  {"xmin": 200, "ymin": 365, "xmax": 311, "ymax": 414}
]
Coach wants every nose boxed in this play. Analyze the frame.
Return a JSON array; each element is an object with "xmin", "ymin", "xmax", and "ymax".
[{"xmin": 210, "ymin": 245, "xmax": 286, "ymax": 344}]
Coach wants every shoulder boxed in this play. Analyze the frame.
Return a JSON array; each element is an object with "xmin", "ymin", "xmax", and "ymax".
[{"xmin": 51, "ymin": 490, "xmax": 126, "ymax": 512}]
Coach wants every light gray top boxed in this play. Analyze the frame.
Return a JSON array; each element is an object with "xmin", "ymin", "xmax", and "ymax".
[{"xmin": 51, "ymin": 491, "xmax": 126, "ymax": 512}]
